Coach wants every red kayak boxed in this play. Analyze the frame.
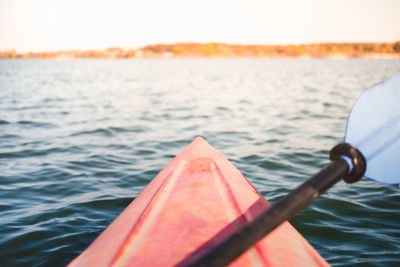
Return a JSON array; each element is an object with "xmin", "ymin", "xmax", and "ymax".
[{"xmin": 69, "ymin": 137, "xmax": 328, "ymax": 266}]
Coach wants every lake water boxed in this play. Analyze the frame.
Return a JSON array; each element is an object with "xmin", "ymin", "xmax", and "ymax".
[{"xmin": 1, "ymin": 58, "xmax": 399, "ymax": 266}]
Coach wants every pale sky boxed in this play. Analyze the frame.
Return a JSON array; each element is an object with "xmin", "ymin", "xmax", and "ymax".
[{"xmin": 0, "ymin": 0, "xmax": 399, "ymax": 52}]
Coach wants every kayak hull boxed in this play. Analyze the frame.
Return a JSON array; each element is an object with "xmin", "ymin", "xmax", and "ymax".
[{"xmin": 69, "ymin": 137, "xmax": 328, "ymax": 266}]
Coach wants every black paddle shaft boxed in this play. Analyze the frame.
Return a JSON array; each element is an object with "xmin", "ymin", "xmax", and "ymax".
[{"xmin": 188, "ymin": 143, "xmax": 366, "ymax": 267}]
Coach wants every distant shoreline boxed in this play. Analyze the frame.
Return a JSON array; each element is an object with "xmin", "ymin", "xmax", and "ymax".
[{"xmin": 1, "ymin": 42, "xmax": 400, "ymax": 59}]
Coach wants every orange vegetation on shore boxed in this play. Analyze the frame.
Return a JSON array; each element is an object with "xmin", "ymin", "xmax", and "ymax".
[{"xmin": 1, "ymin": 42, "xmax": 400, "ymax": 59}]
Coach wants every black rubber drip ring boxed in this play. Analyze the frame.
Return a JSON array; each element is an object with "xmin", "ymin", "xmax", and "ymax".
[{"xmin": 329, "ymin": 143, "xmax": 367, "ymax": 183}]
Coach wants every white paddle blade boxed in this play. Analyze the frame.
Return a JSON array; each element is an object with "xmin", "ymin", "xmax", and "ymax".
[{"xmin": 345, "ymin": 75, "xmax": 400, "ymax": 184}]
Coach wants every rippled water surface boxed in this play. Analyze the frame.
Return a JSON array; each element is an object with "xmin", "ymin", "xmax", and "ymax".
[{"xmin": 1, "ymin": 58, "xmax": 399, "ymax": 266}]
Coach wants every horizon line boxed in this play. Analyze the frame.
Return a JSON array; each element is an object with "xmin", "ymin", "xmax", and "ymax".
[
  {"xmin": 2, "ymin": 42, "xmax": 400, "ymax": 59},
  {"xmin": 3, "ymin": 40, "xmax": 400, "ymax": 53}
]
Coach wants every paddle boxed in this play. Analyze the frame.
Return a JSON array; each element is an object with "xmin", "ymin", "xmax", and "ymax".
[{"xmin": 189, "ymin": 75, "xmax": 400, "ymax": 267}]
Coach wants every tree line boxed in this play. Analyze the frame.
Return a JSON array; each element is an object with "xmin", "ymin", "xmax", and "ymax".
[{"xmin": 1, "ymin": 42, "xmax": 400, "ymax": 59}]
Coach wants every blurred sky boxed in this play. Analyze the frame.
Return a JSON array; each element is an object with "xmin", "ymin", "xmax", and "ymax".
[{"xmin": 0, "ymin": 0, "xmax": 399, "ymax": 52}]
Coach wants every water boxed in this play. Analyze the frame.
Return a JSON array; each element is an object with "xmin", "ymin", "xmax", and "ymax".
[{"xmin": 1, "ymin": 58, "xmax": 399, "ymax": 266}]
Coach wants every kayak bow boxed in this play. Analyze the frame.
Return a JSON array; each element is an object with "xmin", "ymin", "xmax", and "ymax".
[{"xmin": 69, "ymin": 137, "xmax": 328, "ymax": 267}]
